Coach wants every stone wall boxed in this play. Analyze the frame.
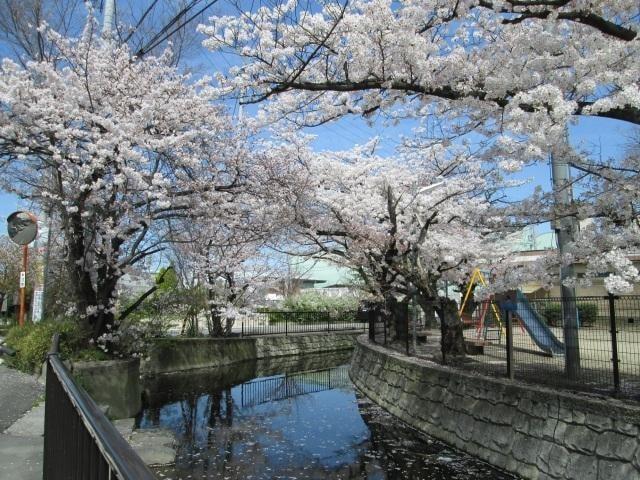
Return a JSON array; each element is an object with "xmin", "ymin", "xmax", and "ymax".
[
  {"xmin": 350, "ymin": 336, "xmax": 640, "ymax": 480},
  {"xmin": 143, "ymin": 331, "xmax": 358, "ymax": 375}
]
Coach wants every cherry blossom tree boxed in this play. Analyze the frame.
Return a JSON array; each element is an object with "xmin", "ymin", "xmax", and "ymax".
[
  {"xmin": 200, "ymin": 1, "xmax": 638, "ymax": 128},
  {"xmin": 0, "ymin": 21, "xmax": 245, "ymax": 340},
  {"xmin": 169, "ymin": 220, "xmax": 279, "ymax": 337},
  {"xmin": 200, "ymin": 0, "xmax": 639, "ymax": 293},
  {"xmin": 282, "ymin": 140, "xmax": 519, "ymax": 354}
]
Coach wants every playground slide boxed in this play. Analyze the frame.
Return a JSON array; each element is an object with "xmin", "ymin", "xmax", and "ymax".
[{"xmin": 514, "ymin": 291, "xmax": 565, "ymax": 356}]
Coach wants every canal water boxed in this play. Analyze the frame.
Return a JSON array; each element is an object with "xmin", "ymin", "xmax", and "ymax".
[{"xmin": 138, "ymin": 351, "xmax": 516, "ymax": 479}]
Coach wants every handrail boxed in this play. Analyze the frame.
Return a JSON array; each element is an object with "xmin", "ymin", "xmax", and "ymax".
[{"xmin": 43, "ymin": 334, "xmax": 156, "ymax": 480}]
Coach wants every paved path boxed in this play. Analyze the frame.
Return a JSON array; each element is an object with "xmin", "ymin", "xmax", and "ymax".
[
  {"xmin": 0, "ymin": 365, "xmax": 44, "ymax": 431},
  {"xmin": 0, "ymin": 365, "xmax": 45, "ymax": 480}
]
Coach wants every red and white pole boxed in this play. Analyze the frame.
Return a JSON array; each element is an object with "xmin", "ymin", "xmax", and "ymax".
[{"xmin": 18, "ymin": 245, "xmax": 28, "ymax": 326}]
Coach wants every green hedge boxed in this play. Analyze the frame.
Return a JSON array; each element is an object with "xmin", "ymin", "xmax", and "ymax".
[
  {"xmin": 282, "ymin": 291, "xmax": 360, "ymax": 313},
  {"xmin": 4, "ymin": 321, "xmax": 105, "ymax": 373},
  {"xmin": 541, "ymin": 303, "xmax": 598, "ymax": 327},
  {"xmin": 256, "ymin": 310, "xmax": 357, "ymax": 324}
]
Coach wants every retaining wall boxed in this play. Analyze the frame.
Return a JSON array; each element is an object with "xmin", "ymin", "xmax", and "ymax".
[
  {"xmin": 350, "ymin": 335, "xmax": 640, "ymax": 480},
  {"xmin": 142, "ymin": 331, "xmax": 358, "ymax": 375},
  {"xmin": 72, "ymin": 358, "xmax": 141, "ymax": 419}
]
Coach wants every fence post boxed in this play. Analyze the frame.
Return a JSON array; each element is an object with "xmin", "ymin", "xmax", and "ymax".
[
  {"xmin": 506, "ymin": 310, "xmax": 514, "ymax": 380},
  {"xmin": 285, "ymin": 313, "xmax": 288, "ymax": 337},
  {"xmin": 241, "ymin": 321, "xmax": 244, "ymax": 337},
  {"xmin": 439, "ymin": 299, "xmax": 446, "ymax": 365},
  {"xmin": 368, "ymin": 310, "xmax": 374, "ymax": 341},
  {"xmin": 608, "ymin": 293, "xmax": 621, "ymax": 394},
  {"xmin": 383, "ymin": 309, "xmax": 387, "ymax": 345},
  {"xmin": 327, "ymin": 312, "xmax": 331, "ymax": 333}
]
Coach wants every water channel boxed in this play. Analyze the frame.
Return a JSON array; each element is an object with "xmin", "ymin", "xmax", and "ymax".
[{"xmin": 138, "ymin": 351, "xmax": 517, "ymax": 479}]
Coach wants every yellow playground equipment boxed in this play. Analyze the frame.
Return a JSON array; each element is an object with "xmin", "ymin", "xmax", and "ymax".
[{"xmin": 458, "ymin": 269, "xmax": 515, "ymax": 340}]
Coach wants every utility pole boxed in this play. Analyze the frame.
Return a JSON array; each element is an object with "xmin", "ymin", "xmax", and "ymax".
[
  {"xmin": 102, "ymin": 0, "xmax": 116, "ymax": 38},
  {"xmin": 550, "ymin": 152, "xmax": 581, "ymax": 379}
]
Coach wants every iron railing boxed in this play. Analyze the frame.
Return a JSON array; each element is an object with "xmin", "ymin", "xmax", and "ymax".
[
  {"xmin": 240, "ymin": 310, "xmax": 366, "ymax": 336},
  {"xmin": 368, "ymin": 295, "xmax": 640, "ymax": 399},
  {"xmin": 43, "ymin": 334, "xmax": 155, "ymax": 480}
]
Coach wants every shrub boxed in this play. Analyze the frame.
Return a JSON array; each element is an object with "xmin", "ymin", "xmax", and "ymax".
[
  {"xmin": 542, "ymin": 304, "xmax": 563, "ymax": 327},
  {"xmin": 282, "ymin": 291, "xmax": 360, "ymax": 314},
  {"xmin": 541, "ymin": 302, "xmax": 599, "ymax": 327},
  {"xmin": 5, "ymin": 320, "xmax": 86, "ymax": 373},
  {"xmin": 95, "ymin": 316, "xmax": 171, "ymax": 359},
  {"xmin": 577, "ymin": 303, "xmax": 598, "ymax": 326}
]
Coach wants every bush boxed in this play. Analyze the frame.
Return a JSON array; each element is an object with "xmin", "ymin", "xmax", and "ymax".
[
  {"xmin": 541, "ymin": 302, "xmax": 599, "ymax": 327},
  {"xmin": 542, "ymin": 304, "xmax": 563, "ymax": 327},
  {"xmin": 578, "ymin": 303, "xmax": 598, "ymax": 326},
  {"xmin": 5, "ymin": 320, "xmax": 86, "ymax": 373},
  {"xmin": 95, "ymin": 316, "xmax": 171, "ymax": 359},
  {"xmin": 256, "ymin": 292, "xmax": 360, "ymax": 324},
  {"xmin": 282, "ymin": 291, "xmax": 360, "ymax": 314}
]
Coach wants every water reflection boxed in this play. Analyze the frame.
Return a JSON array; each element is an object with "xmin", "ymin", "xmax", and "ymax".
[{"xmin": 139, "ymin": 355, "xmax": 515, "ymax": 479}]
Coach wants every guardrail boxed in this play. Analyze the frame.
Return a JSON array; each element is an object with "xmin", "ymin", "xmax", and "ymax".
[{"xmin": 43, "ymin": 333, "xmax": 155, "ymax": 480}]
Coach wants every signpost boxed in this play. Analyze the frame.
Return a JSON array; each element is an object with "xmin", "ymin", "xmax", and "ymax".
[{"xmin": 7, "ymin": 211, "xmax": 38, "ymax": 327}]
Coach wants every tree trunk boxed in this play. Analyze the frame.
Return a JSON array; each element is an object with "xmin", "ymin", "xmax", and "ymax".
[
  {"xmin": 415, "ymin": 295, "xmax": 437, "ymax": 329},
  {"xmin": 437, "ymin": 297, "xmax": 466, "ymax": 358},
  {"xmin": 207, "ymin": 288, "xmax": 224, "ymax": 337}
]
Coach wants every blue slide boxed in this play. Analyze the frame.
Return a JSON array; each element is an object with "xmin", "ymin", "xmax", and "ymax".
[{"xmin": 513, "ymin": 291, "xmax": 565, "ymax": 356}]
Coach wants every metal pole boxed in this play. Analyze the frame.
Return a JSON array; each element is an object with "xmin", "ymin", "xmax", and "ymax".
[
  {"xmin": 412, "ymin": 288, "xmax": 417, "ymax": 354},
  {"xmin": 18, "ymin": 245, "xmax": 28, "ymax": 326},
  {"xmin": 440, "ymin": 299, "xmax": 446, "ymax": 365},
  {"xmin": 608, "ymin": 294, "xmax": 621, "ymax": 394},
  {"xmin": 102, "ymin": 0, "xmax": 116, "ymax": 38},
  {"xmin": 41, "ymin": 210, "xmax": 53, "ymax": 321},
  {"xmin": 405, "ymin": 303, "xmax": 410, "ymax": 356},
  {"xmin": 506, "ymin": 311, "xmax": 514, "ymax": 380},
  {"xmin": 550, "ymin": 151, "xmax": 580, "ymax": 379}
]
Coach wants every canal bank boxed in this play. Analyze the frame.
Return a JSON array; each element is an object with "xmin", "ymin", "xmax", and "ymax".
[
  {"xmin": 141, "ymin": 331, "xmax": 358, "ymax": 375},
  {"xmin": 349, "ymin": 335, "xmax": 640, "ymax": 480}
]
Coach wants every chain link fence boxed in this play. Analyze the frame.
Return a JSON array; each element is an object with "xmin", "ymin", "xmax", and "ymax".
[{"xmin": 368, "ymin": 295, "xmax": 640, "ymax": 399}]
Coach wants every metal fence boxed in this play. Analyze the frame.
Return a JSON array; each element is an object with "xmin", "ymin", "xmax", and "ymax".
[
  {"xmin": 43, "ymin": 334, "xmax": 155, "ymax": 480},
  {"xmin": 240, "ymin": 310, "xmax": 366, "ymax": 336},
  {"xmin": 368, "ymin": 295, "xmax": 640, "ymax": 399}
]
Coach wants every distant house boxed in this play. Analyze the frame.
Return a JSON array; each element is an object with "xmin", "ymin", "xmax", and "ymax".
[
  {"xmin": 510, "ymin": 226, "xmax": 640, "ymax": 298},
  {"xmin": 264, "ymin": 257, "xmax": 358, "ymax": 303}
]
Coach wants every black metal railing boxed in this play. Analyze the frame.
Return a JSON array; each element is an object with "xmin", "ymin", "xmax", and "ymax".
[
  {"xmin": 368, "ymin": 295, "xmax": 640, "ymax": 399},
  {"xmin": 240, "ymin": 310, "xmax": 366, "ymax": 336},
  {"xmin": 43, "ymin": 334, "xmax": 155, "ymax": 480}
]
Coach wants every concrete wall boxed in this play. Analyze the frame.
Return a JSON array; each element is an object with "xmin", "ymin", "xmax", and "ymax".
[
  {"xmin": 350, "ymin": 336, "xmax": 640, "ymax": 480},
  {"xmin": 142, "ymin": 331, "xmax": 358, "ymax": 375},
  {"xmin": 72, "ymin": 358, "xmax": 142, "ymax": 420},
  {"xmin": 143, "ymin": 350, "xmax": 353, "ymax": 408}
]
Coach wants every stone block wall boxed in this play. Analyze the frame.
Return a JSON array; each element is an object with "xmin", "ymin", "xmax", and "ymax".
[
  {"xmin": 143, "ymin": 331, "xmax": 357, "ymax": 375},
  {"xmin": 350, "ymin": 336, "xmax": 640, "ymax": 480}
]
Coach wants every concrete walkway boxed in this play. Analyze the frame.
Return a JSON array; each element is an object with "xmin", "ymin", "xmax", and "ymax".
[{"xmin": 0, "ymin": 365, "xmax": 45, "ymax": 480}]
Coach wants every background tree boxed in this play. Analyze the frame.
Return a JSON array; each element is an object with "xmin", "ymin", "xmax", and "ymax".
[{"xmin": 0, "ymin": 235, "xmax": 42, "ymax": 321}]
